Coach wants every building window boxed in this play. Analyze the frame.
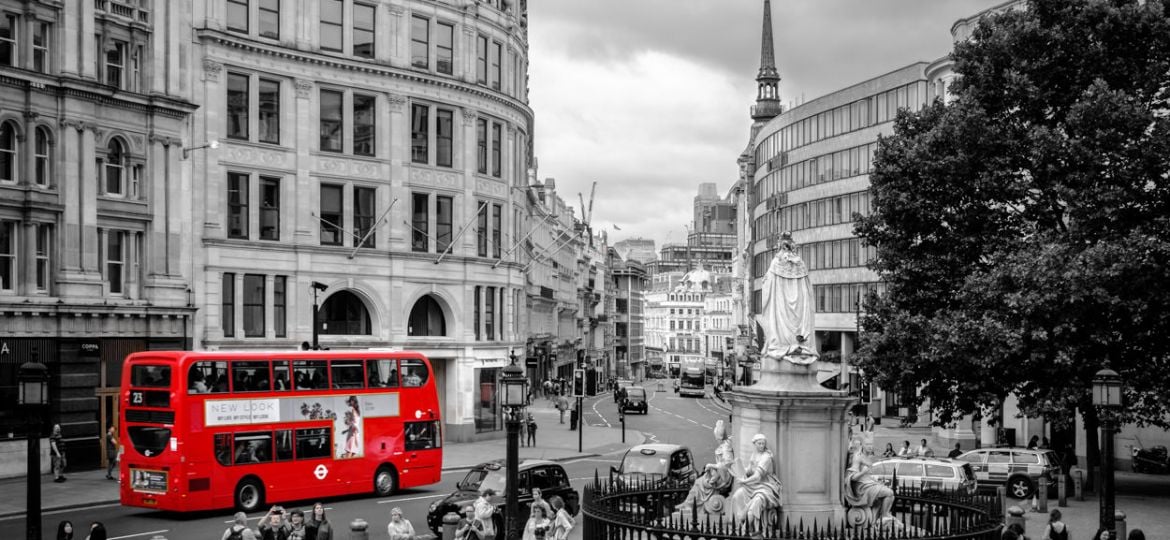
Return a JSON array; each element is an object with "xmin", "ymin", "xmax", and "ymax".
[
  {"xmin": 436, "ymin": 195, "xmax": 452, "ymax": 253},
  {"xmin": 222, "ymin": 272, "xmax": 235, "ymax": 337},
  {"xmin": 484, "ymin": 286, "xmax": 496, "ymax": 340},
  {"xmin": 105, "ymin": 139, "xmax": 127, "ymax": 196},
  {"xmin": 411, "ymin": 104, "xmax": 428, "ymax": 163},
  {"xmin": 476, "ymin": 202, "xmax": 488, "ymax": 257},
  {"xmin": 227, "ymin": 0, "xmax": 249, "ymax": 32},
  {"xmin": 258, "ymin": 78, "xmax": 280, "ymax": 144},
  {"xmin": 353, "ymin": 93, "xmax": 375, "ymax": 156},
  {"xmin": 0, "ymin": 222, "xmax": 13, "ymax": 291},
  {"xmin": 410, "ymin": 15, "xmax": 428, "ymax": 69},
  {"xmin": 492, "ymin": 203, "xmax": 502, "ymax": 258},
  {"xmin": 227, "ymin": 172, "xmax": 249, "ymax": 239},
  {"xmin": 106, "ymin": 230, "xmax": 125, "ymax": 295},
  {"xmin": 321, "ymin": 290, "xmax": 372, "ymax": 334},
  {"xmin": 473, "ymin": 286, "xmax": 481, "ymax": 340},
  {"xmin": 319, "ymin": 89, "xmax": 343, "ymax": 152},
  {"xmin": 105, "ymin": 40, "xmax": 126, "ymax": 88},
  {"xmin": 0, "ymin": 14, "xmax": 16, "ymax": 67},
  {"xmin": 436, "ymin": 109, "xmax": 453, "ymax": 167},
  {"xmin": 227, "ymin": 73, "xmax": 249, "ymax": 140},
  {"xmin": 243, "ymin": 274, "xmax": 265, "ymax": 337},
  {"xmin": 436, "ymin": 22, "xmax": 453, "ymax": 74},
  {"xmin": 411, "ymin": 192, "xmax": 428, "ymax": 252},
  {"xmin": 31, "ymin": 21, "xmax": 48, "ymax": 73},
  {"xmin": 259, "ymin": 0, "xmax": 279, "ymax": 39},
  {"xmin": 34, "ymin": 127, "xmax": 50, "ymax": 186},
  {"xmin": 273, "ymin": 275, "xmax": 286, "ymax": 337},
  {"xmin": 491, "ymin": 123, "xmax": 502, "ymax": 177},
  {"xmin": 476, "ymin": 118, "xmax": 487, "ymax": 174},
  {"xmin": 35, "ymin": 224, "xmax": 50, "ymax": 292},
  {"xmin": 260, "ymin": 176, "xmax": 280, "ymax": 241},
  {"xmin": 353, "ymin": 186, "xmax": 375, "ymax": 248},
  {"xmin": 0, "ymin": 121, "xmax": 14, "ymax": 182},
  {"xmin": 489, "ymin": 41, "xmax": 501, "ymax": 90},
  {"xmin": 476, "ymin": 35, "xmax": 487, "ymax": 85},
  {"xmin": 408, "ymin": 295, "xmax": 446, "ymax": 336},
  {"xmin": 353, "ymin": 3, "xmax": 375, "ymax": 59},
  {"xmin": 320, "ymin": 0, "xmax": 342, "ymax": 51},
  {"xmin": 320, "ymin": 184, "xmax": 343, "ymax": 245}
]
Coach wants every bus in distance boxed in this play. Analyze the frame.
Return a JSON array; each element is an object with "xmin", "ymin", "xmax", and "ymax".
[
  {"xmin": 678, "ymin": 359, "xmax": 706, "ymax": 398},
  {"xmin": 118, "ymin": 350, "xmax": 442, "ymax": 512}
]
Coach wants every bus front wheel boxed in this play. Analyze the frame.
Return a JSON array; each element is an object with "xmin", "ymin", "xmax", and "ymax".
[
  {"xmin": 235, "ymin": 477, "xmax": 265, "ymax": 513},
  {"xmin": 374, "ymin": 465, "xmax": 398, "ymax": 497}
]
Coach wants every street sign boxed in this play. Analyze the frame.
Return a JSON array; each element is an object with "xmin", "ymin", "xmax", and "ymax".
[{"xmin": 572, "ymin": 369, "xmax": 585, "ymax": 397}]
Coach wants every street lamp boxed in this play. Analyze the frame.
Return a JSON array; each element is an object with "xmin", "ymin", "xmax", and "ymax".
[
  {"xmin": 501, "ymin": 350, "xmax": 528, "ymax": 540},
  {"xmin": 181, "ymin": 139, "xmax": 219, "ymax": 160},
  {"xmin": 310, "ymin": 281, "xmax": 328, "ymax": 350},
  {"xmin": 1092, "ymin": 367, "xmax": 1122, "ymax": 537},
  {"xmin": 19, "ymin": 349, "xmax": 48, "ymax": 540}
]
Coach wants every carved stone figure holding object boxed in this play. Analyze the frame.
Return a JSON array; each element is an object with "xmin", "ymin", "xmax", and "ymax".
[
  {"xmin": 729, "ymin": 433, "xmax": 783, "ymax": 531},
  {"xmin": 674, "ymin": 420, "xmax": 736, "ymax": 521},
  {"xmin": 843, "ymin": 436, "xmax": 895, "ymax": 528}
]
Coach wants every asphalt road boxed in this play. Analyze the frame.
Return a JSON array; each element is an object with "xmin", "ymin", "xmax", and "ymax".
[{"xmin": 0, "ymin": 386, "xmax": 729, "ymax": 540}]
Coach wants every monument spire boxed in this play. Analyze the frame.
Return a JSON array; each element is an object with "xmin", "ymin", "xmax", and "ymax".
[{"xmin": 753, "ymin": 0, "xmax": 782, "ymax": 121}]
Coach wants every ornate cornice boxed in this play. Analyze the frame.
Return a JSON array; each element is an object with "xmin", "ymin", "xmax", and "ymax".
[
  {"xmin": 461, "ymin": 109, "xmax": 477, "ymax": 127},
  {"xmin": 60, "ymin": 119, "xmax": 87, "ymax": 131}
]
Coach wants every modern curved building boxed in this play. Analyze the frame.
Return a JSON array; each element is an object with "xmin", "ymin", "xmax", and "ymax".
[{"xmin": 193, "ymin": 0, "xmax": 533, "ymax": 441}]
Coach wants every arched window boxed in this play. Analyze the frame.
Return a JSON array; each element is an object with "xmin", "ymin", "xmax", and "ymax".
[
  {"xmin": 34, "ymin": 127, "xmax": 51, "ymax": 186},
  {"xmin": 105, "ymin": 138, "xmax": 126, "ymax": 195},
  {"xmin": 408, "ymin": 295, "xmax": 446, "ymax": 336},
  {"xmin": 0, "ymin": 121, "xmax": 16, "ymax": 182},
  {"xmin": 320, "ymin": 290, "xmax": 372, "ymax": 335}
]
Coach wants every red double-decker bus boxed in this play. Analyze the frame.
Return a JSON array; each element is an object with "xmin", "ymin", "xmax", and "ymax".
[{"xmin": 118, "ymin": 350, "xmax": 443, "ymax": 512}]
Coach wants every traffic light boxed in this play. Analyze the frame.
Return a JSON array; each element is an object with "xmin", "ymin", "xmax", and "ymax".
[{"xmin": 572, "ymin": 369, "xmax": 585, "ymax": 397}]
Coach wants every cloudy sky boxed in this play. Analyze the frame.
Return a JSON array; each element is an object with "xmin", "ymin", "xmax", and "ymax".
[{"xmin": 526, "ymin": 0, "xmax": 1005, "ymax": 249}]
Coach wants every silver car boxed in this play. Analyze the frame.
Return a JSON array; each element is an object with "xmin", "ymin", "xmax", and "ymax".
[
  {"xmin": 957, "ymin": 447, "xmax": 1061, "ymax": 499},
  {"xmin": 867, "ymin": 457, "xmax": 978, "ymax": 495}
]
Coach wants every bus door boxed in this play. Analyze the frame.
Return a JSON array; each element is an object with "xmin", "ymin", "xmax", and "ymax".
[{"xmin": 399, "ymin": 358, "xmax": 441, "ymax": 482}]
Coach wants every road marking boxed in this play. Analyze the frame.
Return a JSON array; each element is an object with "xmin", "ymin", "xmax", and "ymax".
[
  {"xmin": 590, "ymin": 399, "xmax": 612, "ymax": 428},
  {"xmin": 110, "ymin": 531, "xmax": 169, "ymax": 540},
  {"xmin": 564, "ymin": 457, "xmax": 621, "ymax": 465},
  {"xmin": 0, "ymin": 502, "xmax": 122, "ymax": 521},
  {"xmin": 377, "ymin": 493, "xmax": 447, "ymax": 504}
]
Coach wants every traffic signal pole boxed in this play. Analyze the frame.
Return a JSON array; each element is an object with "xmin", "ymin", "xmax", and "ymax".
[{"xmin": 578, "ymin": 396, "xmax": 583, "ymax": 453}]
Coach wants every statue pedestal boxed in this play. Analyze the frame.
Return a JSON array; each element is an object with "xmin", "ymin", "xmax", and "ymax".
[{"xmin": 727, "ymin": 361, "xmax": 856, "ymax": 528}]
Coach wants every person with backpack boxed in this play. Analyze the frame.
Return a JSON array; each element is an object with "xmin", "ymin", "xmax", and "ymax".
[
  {"xmin": 1043, "ymin": 509, "xmax": 1068, "ymax": 540},
  {"xmin": 223, "ymin": 512, "xmax": 258, "ymax": 540}
]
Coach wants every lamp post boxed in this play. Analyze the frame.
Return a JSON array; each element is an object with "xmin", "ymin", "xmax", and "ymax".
[
  {"xmin": 501, "ymin": 349, "xmax": 528, "ymax": 540},
  {"xmin": 310, "ymin": 281, "xmax": 328, "ymax": 350},
  {"xmin": 19, "ymin": 349, "xmax": 48, "ymax": 540},
  {"xmin": 1092, "ymin": 367, "xmax": 1122, "ymax": 537}
]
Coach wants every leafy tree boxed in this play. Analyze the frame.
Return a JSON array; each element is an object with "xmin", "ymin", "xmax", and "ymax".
[{"xmin": 853, "ymin": 0, "xmax": 1170, "ymax": 439}]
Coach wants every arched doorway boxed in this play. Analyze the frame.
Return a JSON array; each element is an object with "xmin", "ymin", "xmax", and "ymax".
[
  {"xmin": 320, "ymin": 290, "xmax": 372, "ymax": 335},
  {"xmin": 408, "ymin": 295, "xmax": 447, "ymax": 336}
]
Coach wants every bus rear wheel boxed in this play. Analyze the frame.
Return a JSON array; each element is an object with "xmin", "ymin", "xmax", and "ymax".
[
  {"xmin": 374, "ymin": 465, "xmax": 398, "ymax": 497},
  {"xmin": 235, "ymin": 477, "xmax": 265, "ymax": 513}
]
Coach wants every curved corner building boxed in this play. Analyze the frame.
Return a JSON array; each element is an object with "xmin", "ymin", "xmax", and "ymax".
[{"xmin": 193, "ymin": 0, "xmax": 533, "ymax": 441}]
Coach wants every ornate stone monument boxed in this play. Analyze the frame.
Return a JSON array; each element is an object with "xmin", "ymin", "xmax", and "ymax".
[{"xmin": 725, "ymin": 232, "xmax": 857, "ymax": 526}]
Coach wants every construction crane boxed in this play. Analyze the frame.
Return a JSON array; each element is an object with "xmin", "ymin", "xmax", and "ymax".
[{"xmin": 578, "ymin": 181, "xmax": 597, "ymax": 230}]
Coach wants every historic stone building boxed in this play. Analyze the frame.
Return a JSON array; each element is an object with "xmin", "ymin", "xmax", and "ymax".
[
  {"xmin": 0, "ymin": 0, "xmax": 196, "ymax": 472},
  {"xmin": 191, "ymin": 0, "xmax": 532, "ymax": 442}
]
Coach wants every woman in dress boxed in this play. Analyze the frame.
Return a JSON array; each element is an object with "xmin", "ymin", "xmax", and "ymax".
[
  {"xmin": 729, "ymin": 434, "xmax": 782, "ymax": 531},
  {"xmin": 521, "ymin": 505, "xmax": 552, "ymax": 540},
  {"xmin": 343, "ymin": 396, "xmax": 362, "ymax": 458},
  {"xmin": 385, "ymin": 507, "xmax": 415, "ymax": 540}
]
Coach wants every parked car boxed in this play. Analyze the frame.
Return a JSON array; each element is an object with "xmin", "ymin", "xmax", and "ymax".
[
  {"xmin": 957, "ymin": 447, "xmax": 1061, "ymax": 499},
  {"xmin": 425, "ymin": 459, "xmax": 579, "ymax": 535},
  {"xmin": 866, "ymin": 456, "xmax": 978, "ymax": 495},
  {"xmin": 621, "ymin": 386, "xmax": 649, "ymax": 415},
  {"xmin": 611, "ymin": 444, "xmax": 697, "ymax": 516}
]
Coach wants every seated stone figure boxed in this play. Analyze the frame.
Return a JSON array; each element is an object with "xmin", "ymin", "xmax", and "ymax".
[
  {"xmin": 674, "ymin": 420, "xmax": 736, "ymax": 520},
  {"xmin": 843, "ymin": 436, "xmax": 895, "ymax": 527},
  {"xmin": 728, "ymin": 433, "xmax": 782, "ymax": 531}
]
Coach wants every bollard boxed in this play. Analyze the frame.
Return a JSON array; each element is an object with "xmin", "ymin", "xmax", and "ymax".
[
  {"xmin": 999, "ymin": 487, "xmax": 1008, "ymax": 520},
  {"xmin": 1037, "ymin": 476, "xmax": 1048, "ymax": 513},
  {"xmin": 1058, "ymin": 473, "xmax": 1067, "ymax": 507},
  {"xmin": 1072, "ymin": 468, "xmax": 1084, "ymax": 501},
  {"xmin": 442, "ymin": 511, "xmax": 461, "ymax": 540},
  {"xmin": 1114, "ymin": 510, "xmax": 1127, "ymax": 540},
  {"xmin": 350, "ymin": 518, "xmax": 369, "ymax": 540},
  {"xmin": 1006, "ymin": 506, "xmax": 1026, "ymax": 532}
]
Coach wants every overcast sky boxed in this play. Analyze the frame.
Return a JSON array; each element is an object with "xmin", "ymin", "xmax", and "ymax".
[{"xmin": 526, "ymin": 0, "xmax": 1006, "ymax": 249}]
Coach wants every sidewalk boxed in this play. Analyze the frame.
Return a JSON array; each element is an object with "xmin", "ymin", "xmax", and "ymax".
[{"xmin": 0, "ymin": 394, "xmax": 641, "ymax": 520}]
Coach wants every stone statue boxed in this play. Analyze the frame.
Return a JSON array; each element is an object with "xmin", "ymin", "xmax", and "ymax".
[
  {"xmin": 674, "ymin": 420, "xmax": 736, "ymax": 521},
  {"xmin": 729, "ymin": 433, "xmax": 783, "ymax": 531},
  {"xmin": 755, "ymin": 232, "xmax": 817, "ymax": 363},
  {"xmin": 843, "ymin": 437, "xmax": 895, "ymax": 527}
]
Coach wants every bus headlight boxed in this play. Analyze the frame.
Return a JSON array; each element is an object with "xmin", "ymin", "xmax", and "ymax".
[{"xmin": 170, "ymin": 437, "xmax": 178, "ymax": 452}]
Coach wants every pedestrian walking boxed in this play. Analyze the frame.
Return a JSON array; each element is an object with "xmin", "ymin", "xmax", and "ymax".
[
  {"xmin": 306, "ymin": 502, "xmax": 332, "ymax": 540},
  {"xmin": 519, "ymin": 415, "xmax": 528, "ymax": 447},
  {"xmin": 1042, "ymin": 509, "xmax": 1067, "ymax": 540},
  {"xmin": 526, "ymin": 413, "xmax": 537, "ymax": 446},
  {"xmin": 473, "ymin": 488, "xmax": 497, "ymax": 540},
  {"xmin": 84, "ymin": 522, "xmax": 107, "ymax": 540},
  {"xmin": 897, "ymin": 440, "xmax": 912, "ymax": 457},
  {"xmin": 55, "ymin": 520, "xmax": 74, "ymax": 540},
  {"xmin": 556, "ymin": 395, "xmax": 568, "ymax": 424},
  {"xmin": 386, "ymin": 506, "xmax": 416, "ymax": 540},
  {"xmin": 915, "ymin": 438, "xmax": 934, "ymax": 457},
  {"xmin": 948, "ymin": 443, "xmax": 963, "ymax": 459},
  {"xmin": 530, "ymin": 487, "xmax": 552, "ymax": 518},
  {"xmin": 223, "ymin": 512, "xmax": 258, "ymax": 540},
  {"xmin": 50, "ymin": 424, "xmax": 67, "ymax": 482},
  {"xmin": 105, "ymin": 425, "xmax": 119, "ymax": 480},
  {"xmin": 549, "ymin": 495, "xmax": 574, "ymax": 540},
  {"xmin": 522, "ymin": 505, "xmax": 552, "ymax": 540}
]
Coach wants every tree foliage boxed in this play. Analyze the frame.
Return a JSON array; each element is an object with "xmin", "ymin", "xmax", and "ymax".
[{"xmin": 853, "ymin": 0, "xmax": 1170, "ymax": 429}]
